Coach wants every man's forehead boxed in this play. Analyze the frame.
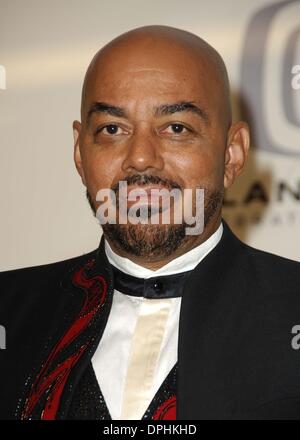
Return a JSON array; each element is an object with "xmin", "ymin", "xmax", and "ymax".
[
  {"xmin": 86, "ymin": 49, "xmax": 207, "ymax": 82},
  {"xmin": 83, "ymin": 78, "xmax": 212, "ymax": 123},
  {"xmin": 80, "ymin": 26, "xmax": 231, "ymax": 123},
  {"xmin": 86, "ymin": 66, "xmax": 204, "ymax": 95},
  {"xmin": 83, "ymin": 57, "xmax": 214, "ymax": 109}
]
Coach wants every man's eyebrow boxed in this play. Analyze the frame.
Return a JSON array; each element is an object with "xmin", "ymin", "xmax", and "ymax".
[
  {"xmin": 87, "ymin": 102, "xmax": 127, "ymax": 121},
  {"xmin": 86, "ymin": 100, "xmax": 210, "ymax": 125},
  {"xmin": 154, "ymin": 101, "xmax": 210, "ymax": 125}
]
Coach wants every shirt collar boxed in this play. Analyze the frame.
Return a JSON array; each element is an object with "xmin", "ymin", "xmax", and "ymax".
[{"xmin": 104, "ymin": 221, "xmax": 223, "ymax": 279}]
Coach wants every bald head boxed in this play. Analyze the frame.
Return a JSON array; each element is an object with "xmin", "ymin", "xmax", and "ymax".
[
  {"xmin": 80, "ymin": 25, "xmax": 232, "ymax": 128},
  {"xmin": 73, "ymin": 25, "xmax": 250, "ymax": 265}
]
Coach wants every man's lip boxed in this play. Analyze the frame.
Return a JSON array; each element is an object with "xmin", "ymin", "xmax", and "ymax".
[
  {"xmin": 118, "ymin": 184, "xmax": 172, "ymax": 206},
  {"xmin": 126, "ymin": 184, "xmax": 171, "ymax": 194}
]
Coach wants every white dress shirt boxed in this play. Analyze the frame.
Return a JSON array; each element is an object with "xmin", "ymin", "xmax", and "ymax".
[{"xmin": 91, "ymin": 222, "xmax": 223, "ymax": 420}]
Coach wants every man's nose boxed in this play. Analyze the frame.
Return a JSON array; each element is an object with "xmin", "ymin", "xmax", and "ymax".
[{"xmin": 121, "ymin": 128, "xmax": 164, "ymax": 173}]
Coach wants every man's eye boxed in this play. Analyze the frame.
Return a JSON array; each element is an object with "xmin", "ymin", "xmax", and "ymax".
[
  {"xmin": 163, "ymin": 123, "xmax": 189, "ymax": 134},
  {"xmin": 96, "ymin": 124, "xmax": 121, "ymax": 135}
]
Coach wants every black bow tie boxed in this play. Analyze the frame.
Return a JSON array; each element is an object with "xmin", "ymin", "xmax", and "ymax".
[{"xmin": 111, "ymin": 265, "xmax": 192, "ymax": 299}]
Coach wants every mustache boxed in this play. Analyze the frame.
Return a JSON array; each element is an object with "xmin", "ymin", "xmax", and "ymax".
[
  {"xmin": 111, "ymin": 174, "xmax": 182, "ymax": 193},
  {"xmin": 85, "ymin": 175, "xmax": 182, "ymax": 216}
]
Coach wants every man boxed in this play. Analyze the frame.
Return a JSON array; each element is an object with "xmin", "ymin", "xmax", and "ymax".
[{"xmin": 1, "ymin": 25, "xmax": 300, "ymax": 420}]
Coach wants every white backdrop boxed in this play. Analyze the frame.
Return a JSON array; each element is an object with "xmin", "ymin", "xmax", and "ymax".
[{"xmin": 0, "ymin": 0, "xmax": 299, "ymax": 270}]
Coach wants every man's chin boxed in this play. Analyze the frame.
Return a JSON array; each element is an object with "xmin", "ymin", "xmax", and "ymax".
[{"xmin": 102, "ymin": 223, "xmax": 187, "ymax": 258}]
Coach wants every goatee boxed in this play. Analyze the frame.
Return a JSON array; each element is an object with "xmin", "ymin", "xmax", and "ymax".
[{"xmin": 86, "ymin": 176, "xmax": 223, "ymax": 258}]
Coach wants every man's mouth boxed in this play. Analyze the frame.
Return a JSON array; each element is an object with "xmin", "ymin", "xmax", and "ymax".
[{"xmin": 122, "ymin": 184, "xmax": 174, "ymax": 207}]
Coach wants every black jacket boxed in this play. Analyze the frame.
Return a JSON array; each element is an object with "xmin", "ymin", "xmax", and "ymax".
[{"xmin": 1, "ymin": 220, "xmax": 300, "ymax": 420}]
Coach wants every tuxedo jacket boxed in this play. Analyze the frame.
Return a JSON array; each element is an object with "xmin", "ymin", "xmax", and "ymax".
[{"xmin": 1, "ymin": 220, "xmax": 300, "ymax": 420}]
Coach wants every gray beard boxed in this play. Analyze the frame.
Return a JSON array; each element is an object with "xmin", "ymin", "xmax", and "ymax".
[{"xmin": 86, "ymin": 187, "xmax": 223, "ymax": 258}]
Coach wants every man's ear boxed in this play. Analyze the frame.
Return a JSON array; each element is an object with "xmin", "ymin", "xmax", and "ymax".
[
  {"xmin": 73, "ymin": 120, "xmax": 86, "ymax": 186},
  {"xmin": 223, "ymin": 121, "xmax": 250, "ymax": 189}
]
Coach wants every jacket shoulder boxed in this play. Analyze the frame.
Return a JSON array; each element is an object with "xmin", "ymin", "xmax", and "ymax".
[
  {"xmin": 0, "ymin": 248, "xmax": 98, "ymax": 303},
  {"xmin": 243, "ymin": 241, "xmax": 300, "ymax": 273},
  {"xmin": 220, "ymin": 222, "xmax": 300, "ymax": 294},
  {"xmin": 1, "ymin": 248, "xmax": 97, "ymax": 275},
  {"xmin": 235, "ymin": 239, "xmax": 300, "ymax": 297}
]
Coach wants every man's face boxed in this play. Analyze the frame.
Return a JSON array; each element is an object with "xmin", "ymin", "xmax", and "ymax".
[{"xmin": 73, "ymin": 41, "xmax": 238, "ymax": 258}]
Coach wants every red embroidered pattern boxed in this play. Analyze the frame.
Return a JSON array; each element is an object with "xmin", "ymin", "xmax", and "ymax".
[
  {"xmin": 21, "ymin": 259, "xmax": 108, "ymax": 420},
  {"xmin": 153, "ymin": 395, "xmax": 177, "ymax": 420}
]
